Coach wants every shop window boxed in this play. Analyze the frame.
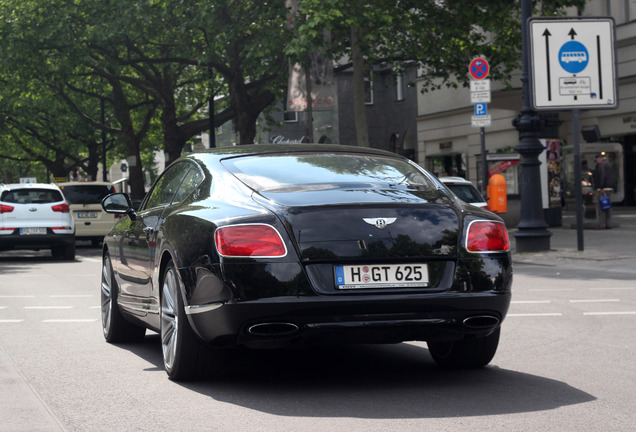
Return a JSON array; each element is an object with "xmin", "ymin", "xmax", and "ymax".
[
  {"xmin": 396, "ymin": 73, "xmax": 405, "ymax": 101},
  {"xmin": 283, "ymin": 111, "xmax": 298, "ymax": 123},
  {"xmin": 365, "ymin": 74, "xmax": 374, "ymax": 105}
]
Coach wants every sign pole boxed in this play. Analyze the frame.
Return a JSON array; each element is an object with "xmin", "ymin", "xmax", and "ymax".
[
  {"xmin": 572, "ymin": 109, "xmax": 584, "ymax": 251},
  {"xmin": 527, "ymin": 15, "xmax": 617, "ymax": 251},
  {"xmin": 480, "ymin": 127, "xmax": 488, "ymax": 199},
  {"xmin": 469, "ymin": 57, "xmax": 491, "ymax": 194}
]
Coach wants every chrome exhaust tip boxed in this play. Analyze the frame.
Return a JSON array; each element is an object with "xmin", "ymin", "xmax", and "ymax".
[
  {"xmin": 463, "ymin": 315, "xmax": 500, "ymax": 329},
  {"xmin": 247, "ymin": 322, "xmax": 299, "ymax": 337}
]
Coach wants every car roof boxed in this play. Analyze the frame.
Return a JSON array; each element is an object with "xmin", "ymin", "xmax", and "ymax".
[
  {"xmin": 0, "ymin": 182, "xmax": 62, "ymax": 191},
  {"xmin": 56, "ymin": 181, "xmax": 113, "ymax": 187},
  {"xmin": 438, "ymin": 176, "xmax": 474, "ymax": 185},
  {"xmin": 189, "ymin": 143, "xmax": 401, "ymax": 162}
]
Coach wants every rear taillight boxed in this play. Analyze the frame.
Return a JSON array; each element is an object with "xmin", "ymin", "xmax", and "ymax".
[
  {"xmin": 466, "ymin": 220, "xmax": 509, "ymax": 252},
  {"xmin": 51, "ymin": 226, "xmax": 73, "ymax": 230},
  {"xmin": 51, "ymin": 203, "xmax": 70, "ymax": 213},
  {"xmin": 0, "ymin": 204, "xmax": 14, "ymax": 213},
  {"xmin": 215, "ymin": 224, "xmax": 287, "ymax": 257}
]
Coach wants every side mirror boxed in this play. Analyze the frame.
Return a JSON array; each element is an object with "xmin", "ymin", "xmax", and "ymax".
[{"xmin": 101, "ymin": 193, "xmax": 137, "ymax": 220}]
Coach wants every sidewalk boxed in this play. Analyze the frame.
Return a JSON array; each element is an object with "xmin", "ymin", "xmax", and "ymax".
[
  {"xmin": 0, "ymin": 343, "xmax": 66, "ymax": 431},
  {"xmin": 510, "ymin": 206, "xmax": 636, "ymax": 268}
]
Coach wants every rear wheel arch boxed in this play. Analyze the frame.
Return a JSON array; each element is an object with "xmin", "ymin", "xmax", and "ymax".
[
  {"xmin": 159, "ymin": 250, "xmax": 179, "ymax": 301},
  {"xmin": 159, "ymin": 257, "xmax": 209, "ymax": 380}
]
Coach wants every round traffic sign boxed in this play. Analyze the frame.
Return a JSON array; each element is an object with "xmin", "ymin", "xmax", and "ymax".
[
  {"xmin": 558, "ymin": 40, "xmax": 589, "ymax": 74},
  {"xmin": 469, "ymin": 57, "xmax": 490, "ymax": 80}
]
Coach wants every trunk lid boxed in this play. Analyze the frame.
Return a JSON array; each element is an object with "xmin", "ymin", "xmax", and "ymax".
[{"xmin": 256, "ymin": 188, "xmax": 460, "ymax": 261}]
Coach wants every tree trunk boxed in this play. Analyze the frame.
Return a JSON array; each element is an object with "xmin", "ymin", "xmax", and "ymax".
[
  {"xmin": 109, "ymin": 80, "xmax": 147, "ymax": 200},
  {"xmin": 162, "ymin": 103, "xmax": 184, "ymax": 166},
  {"xmin": 351, "ymin": 25, "xmax": 369, "ymax": 147}
]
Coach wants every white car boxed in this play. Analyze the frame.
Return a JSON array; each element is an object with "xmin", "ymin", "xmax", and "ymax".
[
  {"xmin": 439, "ymin": 176, "xmax": 489, "ymax": 210},
  {"xmin": 0, "ymin": 183, "xmax": 75, "ymax": 259},
  {"xmin": 58, "ymin": 181, "xmax": 117, "ymax": 247}
]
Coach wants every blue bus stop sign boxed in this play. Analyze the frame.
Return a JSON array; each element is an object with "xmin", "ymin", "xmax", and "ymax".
[{"xmin": 558, "ymin": 40, "xmax": 589, "ymax": 74}]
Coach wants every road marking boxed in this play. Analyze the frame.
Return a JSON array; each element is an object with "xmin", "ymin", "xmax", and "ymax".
[
  {"xmin": 590, "ymin": 287, "xmax": 634, "ymax": 291},
  {"xmin": 0, "ymin": 320, "xmax": 24, "ymax": 323},
  {"xmin": 83, "ymin": 258, "xmax": 102, "ymax": 263},
  {"xmin": 529, "ymin": 288, "xmax": 575, "ymax": 292},
  {"xmin": 569, "ymin": 299, "xmax": 620, "ymax": 303},
  {"xmin": 50, "ymin": 295, "xmax": 93, "ymax": 298},
  {"xmin": 508, "ymin": 313, "xmax": 563, "ymax": 317},
  {"xmin": 511, "ymin": 300, "xmax": 551, "ymax": 304},
  {"xmin": 24, "ymin": 306, "xmax": 73, "ymax": 310},
  {"xmin": 0, "ymin": 295, "xmax": 35, "ymax": 298},
  {"xmin": 42, "ymin": 319, "xmax": 98, "ymax": 323},
  {"xmin": 583, "ymin": 311, "xmax": 636, "ymax": 316}
]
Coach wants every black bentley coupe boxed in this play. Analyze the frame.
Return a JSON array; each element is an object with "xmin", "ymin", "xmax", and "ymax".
[{"xmin": 100, "ymin": 144, "xmax": 512, "ymax": 380}]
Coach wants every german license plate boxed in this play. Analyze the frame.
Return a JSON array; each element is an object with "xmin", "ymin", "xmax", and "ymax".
[
  {"xmin": 20, "ymin": 227, "xmax": 47, "ymax": 235},
  {"xmin": 335, "ymin": 264, "xmax": 429, "ymax": 289},
  {"xmin": 77, "ymin": 211, "xmax": 98, "ymax": 218}
]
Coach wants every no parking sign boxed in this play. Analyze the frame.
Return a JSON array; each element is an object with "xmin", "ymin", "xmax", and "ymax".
[{"xmin": 469, "ymin": 57, "xmax": 490, "ymax": 80}]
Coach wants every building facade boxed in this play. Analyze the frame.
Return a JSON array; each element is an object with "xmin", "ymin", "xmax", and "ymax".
[
  {"xmin": 416, "ymin": 0, "xmax": 636, "ymax": 226},
  {"xmin": 210, "ymin": 64, "xmax": 419, "ymax": 161}
]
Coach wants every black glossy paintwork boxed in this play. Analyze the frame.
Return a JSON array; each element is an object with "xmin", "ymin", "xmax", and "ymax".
[{"xmin": 102, "ymin": 144, "xmax": 512, "ymax": 348}]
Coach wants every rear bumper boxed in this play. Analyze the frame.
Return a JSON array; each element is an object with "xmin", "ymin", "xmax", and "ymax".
[
  {"xmin": 187, "ymin": 292, "xmax": 511, "ymax": 349},
  {"xmin": 0, "ymin": 232, "xmax": 75, "ymax": 251}
]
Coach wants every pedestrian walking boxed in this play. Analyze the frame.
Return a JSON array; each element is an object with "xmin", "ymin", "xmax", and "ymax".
[{"xmin": 593, "ymin": 153, "xmax": 615, "ymax": 229}]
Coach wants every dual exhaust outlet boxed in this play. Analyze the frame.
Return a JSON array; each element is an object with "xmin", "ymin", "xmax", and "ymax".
[
  {"xmin": 246, "ymin": 315, "xmax": 500, "ymax": 337},
  {"xmin": 462, "ymin": 315, "xmax": 500, "ymax": 329},
  {"xmin": 247, "ymin": 322, "xmax": 299, "ymax": 337}
]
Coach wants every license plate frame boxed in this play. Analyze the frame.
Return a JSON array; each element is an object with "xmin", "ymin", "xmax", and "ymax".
[
  {"xmin": 20, "ymin": 227, "xmax": 47, "ymax": 235},
  {"xmin": 335, "ymin": 263, "xmax": 429, "ymax": 290}
]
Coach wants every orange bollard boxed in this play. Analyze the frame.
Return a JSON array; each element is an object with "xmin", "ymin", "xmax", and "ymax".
[{"xmin": 487, "ymin": 174, "xmax": 507, "ymax": 213}]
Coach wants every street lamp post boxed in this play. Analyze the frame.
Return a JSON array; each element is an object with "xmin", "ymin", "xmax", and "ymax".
[{"xmin": 512, "ymin": 0, "xmax": 552, "ymax": 252}]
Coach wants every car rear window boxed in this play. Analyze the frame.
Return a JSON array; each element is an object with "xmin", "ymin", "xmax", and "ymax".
[
  {"xmin": 59, "ymin": 185, "xmax": 114, "ymax": 204},
  {"xmin": 1, "ymin": 188, "xmax": 64, "ymax": 204},
  {"xmin": 223, "ymin": 153, "xmax": 438, "ymax": 193},
  {"xmin": 446, "ymin": 184, "xmax": 484, "ymax": 203}
]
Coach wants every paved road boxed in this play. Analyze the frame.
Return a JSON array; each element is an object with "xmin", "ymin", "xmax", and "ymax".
[{"xmin": 1, "ymin": 221, "xmax": 635, "ymax": 431}]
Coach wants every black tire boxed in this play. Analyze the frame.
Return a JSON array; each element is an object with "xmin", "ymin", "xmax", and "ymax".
[
  {"xmin": 428, "ymin": 327, "xmax": 500, "ymax": 369},
  {"xmin": 160, "ymin": 260, "xmax": 208, "ymax": 381},
  {"xmin": 51, "ymin": 243, "xmax": 75, "ymax": 260},
  {"xmin": 64, "ymin": 242, "xmax": 75, "ymax": 260},
  {"xmin": 101, "ymin": 252, "xmax": 146, "ymax": 343}
]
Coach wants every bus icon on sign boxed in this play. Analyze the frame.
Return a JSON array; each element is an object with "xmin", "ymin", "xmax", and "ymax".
[
  {"xmin": 559, "ymin": 40, "xmax": 589, "ymax": 74},
  {"xmin": 561, "ymin": 51, "xmax": 587, "ymax": 63}
]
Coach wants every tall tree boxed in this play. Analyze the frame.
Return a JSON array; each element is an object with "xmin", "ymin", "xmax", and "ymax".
[
  {"xmin": 0, "ymin": 0, "xmax": 293, "ymax": 194},
  {"xmin": 288, "ymin": 0, "xmax": 586, "ymax": 146}
]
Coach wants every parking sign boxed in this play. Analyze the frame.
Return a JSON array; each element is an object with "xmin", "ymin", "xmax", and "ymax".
[{"xmin": 474, "ymin": 103, "xmax": 487, "ymax": 116}]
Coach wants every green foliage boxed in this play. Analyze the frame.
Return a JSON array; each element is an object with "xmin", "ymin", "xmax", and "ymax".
[
  {"xmin": 0, "ymin": 0, "xmax": 587, "ymax": 186},
  {"xmin": 0, "ymin": 0, "xmax": 291, "ymax": 190},
  {"xmin": 288, "ymin": 0, "xmax": 586, "ymax": 89}
]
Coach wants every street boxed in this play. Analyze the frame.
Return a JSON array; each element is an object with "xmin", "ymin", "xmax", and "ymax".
[{"xmin": 1, "ymin": 243, "xmax": 635, "ymax": 432}]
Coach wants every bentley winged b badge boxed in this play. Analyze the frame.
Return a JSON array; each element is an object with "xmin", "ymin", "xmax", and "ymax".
[{"xmin": 363, "ymin": 217, "xmax": 397, "ymax": 229}]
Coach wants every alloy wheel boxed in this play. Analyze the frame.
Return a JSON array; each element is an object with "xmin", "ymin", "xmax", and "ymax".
[
  {"xmin": 100, "ymin": 256, "xmax": 113, "ymax": 335},
  {"xmin": 160, "ymin": 267, "xmax": 179, "ymax": 371}
]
